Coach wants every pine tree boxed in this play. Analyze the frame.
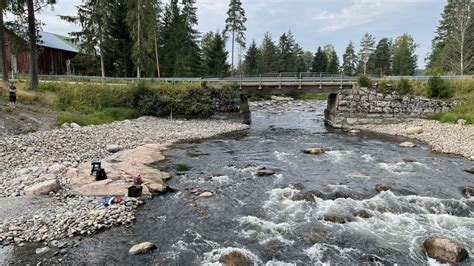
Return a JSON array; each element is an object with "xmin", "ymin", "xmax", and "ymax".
[
  {"xmin": 359, "ymin": 33, "xmax": 376, "ymax": 75},
  {"xmin": 342, "ymin": 41, "xmax": 357, "ymax": 76},
  {"xmin": 0, "ymin": 0, "xmax": 9, "ymax": 82},
  {"xmin": 258, "ymin": 32, "xmax": 277, "ymax": 73},
  {"xmin": 201, "ymin": 31, "xmax": 229, "ymax": 76},
  {"xmin": 312, "ymin": 47, "xmax": 328, "ymax": 73},
  {"xmin": 224, "ymin": 0, "xmax": 246, "ymax": 75},
  {"xmin": 372, "ymin": 38, "xmax": 392, "ymax": 76},
  {"xmin": 243, "ymin": 40, "xmax": 260, "ymax": 75},
  {"xmin": 392, "ymin": 34, "xmax": 418, "ymax": 76},
  {"xmin": 302, "ymin": 51, "xmax": 314, "ymax": 72},
  {"xmin": 327, "ymin": 50, "xmax": 340, "ymax": 74}
]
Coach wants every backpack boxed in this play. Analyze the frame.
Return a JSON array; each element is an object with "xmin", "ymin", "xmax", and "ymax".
[{"xmin": 96, "ymin": 168, "xmax": 107, "ymax": 181}]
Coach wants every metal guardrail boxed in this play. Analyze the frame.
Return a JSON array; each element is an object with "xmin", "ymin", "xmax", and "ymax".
[{"xmin": 11, "ymin": 72, "xmax": 473, "ymax": 85}]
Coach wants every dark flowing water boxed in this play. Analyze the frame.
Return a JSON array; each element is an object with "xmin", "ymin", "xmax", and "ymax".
[{"xmin": 2, "ymin": 101, "xmax": 473, "ymax": 265}]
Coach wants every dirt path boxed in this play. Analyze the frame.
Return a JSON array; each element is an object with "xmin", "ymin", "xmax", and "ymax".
[{"xmin": 0, "ymin": 100, "xmax": 57, "ymax": 138}]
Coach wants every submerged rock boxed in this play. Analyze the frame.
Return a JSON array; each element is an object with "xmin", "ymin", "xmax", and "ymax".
[
  {"xmin": 319, "ymin": 215, "xmax": 353, "ymax": 224},
  {"xmin": 400, "ymin": 142, "xmax": 416, "ymax": 148},
  {"xmin": 423, "ymin": 237, "xmax": 468, "ymax": 263},
  {"xmin": 375, "ymin": 184, "xmax": 390, "ymax": 193},
  {"xmin": 464, "ymin": 166, "xmax": 474, "ymax": 174},
  {"xmin": 303, "ymin": 148, "xmax": 325, "ymax": 155},
  {"xmin": 128, "ymin": 242, "xmax": 157, "ymax": 255},
  {"xmin": 219, "ymin": 251, "xmax": 249, "ymax": 266},
  {"xmin": 255, "ymin": 168, "xmax": 275, "ymax": 176},
  {"xmin": 462, "ymin": 186, "xmax": 474, "ymax": 198},
  {"xmin": 303, "ymin": 231, "xmax": 328, "ymax": 245},
  {"xmin": 25, "ymin": 179, "xmax": 60, "ymax": 196},
  {"xmin": 353, "ymin": 209, "xmax": 372, "ymax": 219},
  {"xmin": 36, "ymin": 247, "xmax": 51, "ymax": 255},
  {"xmin": 292, "ymin": 190, "xmax": 322, "ymax": 202}
]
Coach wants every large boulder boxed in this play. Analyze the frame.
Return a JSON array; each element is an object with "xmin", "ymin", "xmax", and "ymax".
[
  {"xmin": 406, "ymin": 126, "xmax": 423, "ymax": 135},
  {"xmin": 423, "ymin": 237, "xmax": 469, "ymax": 263},
  {"xmin": 319, "ymin": 215, "xmax": 353, "ymax": 224},
  {"xmin": 25, "ymin": 180, "xmax": 60, "ymax": 196},
  {"xmin": 375, "ymin": 184, "xmax": 390, "ymax": 193},
  {"xmin": 128, "ymin": 242, "xmax": 157, "ymax": 255},
  {"xmin": 219, "ymin": 251, "xmax": 249, "ymax": 266},
  {"xmin": 303, "ymin": 148, "xmax": 325, "ymax": 155},
  {"xmin": 70, "ymin": 123, "xmax": 81, "ymax": 129},
  {"xmin": 106, "ymin": 144, "xmax": 122, "ymax": 153}
]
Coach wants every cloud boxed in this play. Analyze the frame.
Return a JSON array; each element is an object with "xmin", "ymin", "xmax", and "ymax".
[{"xmin": 314, "ymin": 0, "xmax": 422, "ymax": 32}]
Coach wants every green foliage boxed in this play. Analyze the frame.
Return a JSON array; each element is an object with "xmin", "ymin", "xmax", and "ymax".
[
  {"xmin": 431, "ymin": 93, "xmax": 474, "ymax": 124},
  {"xmin": 396, "ymin": 79, "xmax": 412, "ymax": 95},
  {"xmin": 342, "ymin": 41, "xmax": 358, "ymax": 76},
  {"xmin": 358, "ymin": 33, "xmax": 376, "ymax": 75},
  {"xmin": 327, "ymin": 50, "xmax": 340, "ymax": 74},
  {"xmin": 392, "ymin": 34, "xmax": 418, "ymax": 76},
  {"xmin": 312, "ymin": 47, "xmax": 328, "ymax": 73},
  {"xmin": 58, "ymin": 108, "xmax": 139, "ymax": 126},
  {"xmin": 224, "ymin": 0, "xmax": 247, "ymax": 72},
  {"xmin": 357, "ymin": 74, "xmax": 372, "ymax": 88},
  {"xmin": 428, "ymin": 76, "xmax": 452, "ymax": 98},
  {"xmin": 294, "ymin": 93, "xmax": 328, "ymax": 101},
  {"xmin": 243, "ymin": 40, "xmax": 260, "ymax": 75},
  {"xmin": 258, "ymin": 32, "xmax": 278, "ymax": 73},
  {"xmin": 201, "ymin": 31, "xmax": 230, "ymax": 76},
  {"xmin": 375, "ymin": 80, "xmax": 395, "ymax": 94},
  {"xmin": 371, "ymin": 38, "xmax": 392, "ymax": 76}
]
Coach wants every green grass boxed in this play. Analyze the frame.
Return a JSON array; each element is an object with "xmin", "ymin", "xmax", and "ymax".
[
  {"xmin": 57, "ymin": 107, "xmax": 139, "ymax": 126},
  {"xmin": 430, "ymin": 92, "xmax": 474, "ymax": 125}
]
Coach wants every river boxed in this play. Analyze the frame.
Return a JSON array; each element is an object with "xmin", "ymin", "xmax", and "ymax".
[{"xmin": 2, "ymin": 100, "xmax": 473, "ymax": 265}]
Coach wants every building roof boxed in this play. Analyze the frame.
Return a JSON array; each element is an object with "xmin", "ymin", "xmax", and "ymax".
[{"xmin": 39, "ymin": 31, "xmax": 79, "ymax": 53}]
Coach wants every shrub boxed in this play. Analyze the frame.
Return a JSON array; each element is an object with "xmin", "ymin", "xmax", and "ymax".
[
  {"xmin": 396, "ymin": 79, "xmax": 412, "ymax": 95},
  {"xmin": 428, "ymin": 76, "xmax": 452, "ymax": 98},
  {"xmin": 375, "ymin": 80, "xmax": 395, "ymax": 94},
  {"xmin": 357, "ymin": 74, "xmax": 372, "ymax": 88}
]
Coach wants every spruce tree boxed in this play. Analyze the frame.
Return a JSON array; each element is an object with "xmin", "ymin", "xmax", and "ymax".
[
  {"xmin": 243, "ymin": 40, "xmax": 260, "ymax": 75},
  {"xmin": 201, "ymin": 31, "xmax": 229, "ymax": 76},
  {"xmin": 342, "ymin": 41, "xmax": 357, "ymax": 76},
  {"xmin": 327, "ymin": 50, "xmax": 340, "ymax": 74},
  {"xmin": 312, "ymin": 47, "xmax": 328, "ymax": 73},
  {"xmin": 276, "ymin": 31, "xmax": 297, "ymax": 72},
  {"xmin": 372, "ymin": 38, "xmax": 392, "ymax": 76},
  {"xmin": 224, "ymin": 0, "xmax": 247, "ymax": 75},
  {"xmin": 258, "ymin": 32, "xmax": 277, "ymax": 73},
  {"xmin": 392, "ymin": 34, "xmax": 418, "ymax": 76},
  {"xmin": 359, "ymin": 33, "xmax": 376, "ymax": 75}
]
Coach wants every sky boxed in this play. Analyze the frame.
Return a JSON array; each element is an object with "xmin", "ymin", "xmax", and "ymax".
[{"xmin": 34, "ymin": 0, "xmax": 446, "ymax": 69}]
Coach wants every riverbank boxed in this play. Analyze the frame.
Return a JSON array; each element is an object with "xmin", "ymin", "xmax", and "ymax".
[
  {"xmin": 0, "ymin": 117, "xmax": 248, "ymax": 247},
  {"xmin": 350, "ymin": 119, "xmax": 474, "ymax": 160}
]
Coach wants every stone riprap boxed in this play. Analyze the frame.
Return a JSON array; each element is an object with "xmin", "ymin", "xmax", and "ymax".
[
  {"xmin": 0, "ymin": 117, "xmax": 248, "ymax": 246},
  {"xmin": 326, "ymin": 88, "xmax": 455, "ymax": 127}
]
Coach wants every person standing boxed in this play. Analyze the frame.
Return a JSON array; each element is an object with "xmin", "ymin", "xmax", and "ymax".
[{"xmin": 8, "ymin": 82, "xmax": 16, "ymax": 109}]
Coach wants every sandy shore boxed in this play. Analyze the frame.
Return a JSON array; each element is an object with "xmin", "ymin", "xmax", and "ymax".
[{"xmin": 351, "ymin": 119, "xmax": 474, "ymax": 160}]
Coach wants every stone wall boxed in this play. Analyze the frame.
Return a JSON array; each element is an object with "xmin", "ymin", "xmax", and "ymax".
[{"xmin": 326, "ymin": 88, "xmax": 455, "ymax": 128}]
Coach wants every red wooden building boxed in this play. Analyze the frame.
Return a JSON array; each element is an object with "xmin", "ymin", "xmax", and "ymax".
[{"xmin": 4, "ymin": 28, "xmax": 78, "ymax": 75}]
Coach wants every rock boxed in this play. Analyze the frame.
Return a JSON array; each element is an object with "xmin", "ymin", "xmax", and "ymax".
[
  {"xmin": 106, "ymin": 144, "xmax": 122, "ymax": 153},
  {"xmin": 462, "ymin": 186, "xmax": 474, "ymax": 198},
  {"xmin": 292, "ymin": 190, "xmax": 322, "ymax": 202},
  {"xmin": 457, "ymin": 119, "xmax": 467, "ymax": 125},
  {"xmin": 348, "ymin": 129, "xmax": 360, "ymax": 134},
  {"xmin": 48, "ymin": 163, "xmax": 66, "ymax": 174},
  {"xmin": 255, "ymin": 168, "xmax": 275, "ymax": 176},
  {"xmin": 128, "ymin": 242, "xmax": 157, "ymax": 255},
  {"xmin": 423, "ymin": 237, "xmax": 468, "ymax": 263},
  {"xmin": 376, "ymin": 184, "xmax": 390, "ymax": 193},
  {"xmin": 400, "ymin": 142, "xmax": 416, "ymax": 148},
  {"xmin": 319, "ymin": 215, "xmax": 353, "ymax": 224},
  {"xmin": 61, "ymin": 123, "xmax": 70, "ymax": 129},
  {"xmin": 198, "ymin": 192, "xmax": 214, "ymax": 198},
  {"xmin": 354, "ymin": 209, "xmax": 372, "ymax": 218},
  {"xmin": 464, "ymin": 166, "xmax": 474, "ymax": 174},
  {"xmin": 25, "ymin": 179, "xmax": 60, "ymax": 196},
  {"xmin": 303, "ymin": 231, "xmax": 328, "ymax": 245},
  {"xmin": 303, "ymin": 148, "xmax": 325, "ymax": 155},
  {"xmin": 36, "ymin": 247, "xmax": 51, "ymax": 255},
  {"xmin": 406, "ymin": 126, "xmax": 423, "ymax": 135},
  {"xmin": 70, "ymin": 123, "xmax": 81, "ymax": 129},
  {"xmin": 219, "ymin": 251, "xmax": 249, "ymax": 266}
]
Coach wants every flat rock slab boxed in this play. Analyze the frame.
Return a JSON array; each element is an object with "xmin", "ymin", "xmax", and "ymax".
[
  {"xmin": 25, "ymin": 180, "xmax": 60, "ymax": 196},
  {"xmin": 68, "ymin": 143, "xmax": 172, "ymax": 197},
  {"xmin": 129, "ymin": 242, "xmax": 157, "ymax": 255}
]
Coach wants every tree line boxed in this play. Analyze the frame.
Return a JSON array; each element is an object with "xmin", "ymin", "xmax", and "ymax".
[{"xmin": 0, "ymin": 0, "xmax": 471, "ymax": 90}]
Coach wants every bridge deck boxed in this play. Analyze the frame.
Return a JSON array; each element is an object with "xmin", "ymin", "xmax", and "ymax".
[{"xmin": 239, "ymin": 82, "xmax": 354, "ymax": 96}]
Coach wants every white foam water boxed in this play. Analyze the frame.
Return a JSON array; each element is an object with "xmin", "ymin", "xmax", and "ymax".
[
  {"xmin": 326, "ymin": 150, "xmax": 354, "ymax": 162},
  {"xmin": 238, "ymin": 216, "xmax": 294, "ymax": 245},
  {"xmin": 377, "ymin": 161, "xmax": 428, "ymax": 175}
]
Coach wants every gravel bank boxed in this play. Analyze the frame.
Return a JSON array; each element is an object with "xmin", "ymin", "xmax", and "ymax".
[
  {"xmin": 352, "ymin": 119, "xmax": 474, "ymax": 160},
  {"xmin": 0, "ymin": 117, "xmax": 248, "ymax": 246}
]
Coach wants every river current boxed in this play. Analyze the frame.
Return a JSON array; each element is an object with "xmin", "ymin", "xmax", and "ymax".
[{"xmin": 2, "ymin": 100, "xmax": 473, "ymax": 265}]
